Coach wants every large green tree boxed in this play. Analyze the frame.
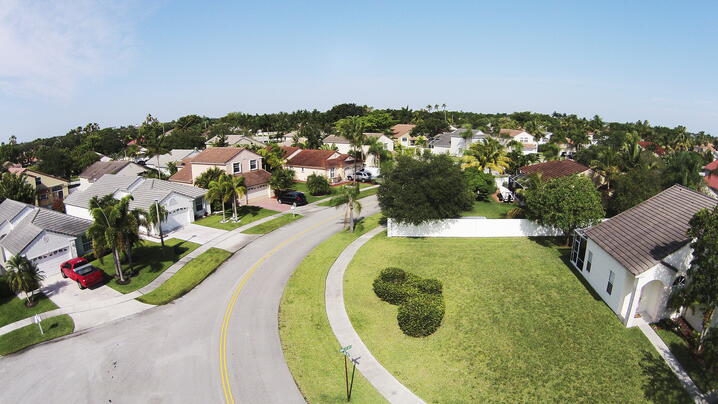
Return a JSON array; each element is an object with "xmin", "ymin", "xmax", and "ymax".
[
  {"xmin": 663, "ymin": 151, "xmax": 705, "ymax": 189},
  {"xmin": 524, "ymin": 175, "xmax": 604, "ymax": 242},
  {"xmin": 608, "ymin": 167, "xmax": 664, "ymax": 215},
  {"xmin": 378, "ymin": 154, "xmax": 472, "ymax": 225},
  {"xmin": 671, "ymin": 205, "xmax": 718, "ymax": 351},
  {"xmin": 270, "ymin": 168, "xmax": 296, "ymax": 197},
  {"xmin": 0, "ymin": 173, "xmax": 36, "ymax": 204},
  {"xmin": 463, "ymin": 167, "xmax": 496, "ymax": 201}
]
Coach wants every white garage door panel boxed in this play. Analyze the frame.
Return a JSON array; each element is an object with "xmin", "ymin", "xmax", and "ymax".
[
  {"xmin": 32, "ymin": 247, "xmax": 71, "ymax": 273},
  {"xmin": 162, "ymin": 207, "xmax": 188, "ymax": 233},
  {"xmin": 247, "ymin": 185, "xmax": 268, "ymax": 202}
]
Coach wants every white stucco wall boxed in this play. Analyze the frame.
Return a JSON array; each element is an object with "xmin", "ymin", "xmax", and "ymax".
[
  {"xmin": 66, "ymin": 205, "xmax": 92, "ymax": 221},
  {"xmin": 387, "ymin": 218, "xmax": 563, "ymax": 238},
  {"xmin": 22, "ymin": 230, "xmax": 77, "ymax": 261}
]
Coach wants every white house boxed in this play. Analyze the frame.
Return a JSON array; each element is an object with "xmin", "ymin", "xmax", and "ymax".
[
  {"xmin": 79, "ymin": 161, "xmax": 147, "ymax": 191},
  {"xmin": 428, "ymin": 128, "xmax": 487, "ymax": 156},
  {"xmin": 0, "ymin": 199, "xmax": 93, "ymax": 272},
  {"xmin": 65, "ymin": 174, "xmax": 209, "ymax": 236},
  {"xmin": 322, "ymin": 132, "xmax": 394, "ymax": 168},
  {"xmin": 571, "ymin": 185, "xmax": 718, "ymax": 329},
  {"xmin": 146, "ymin": 149, "xmax": 200, "ymax": 174}
]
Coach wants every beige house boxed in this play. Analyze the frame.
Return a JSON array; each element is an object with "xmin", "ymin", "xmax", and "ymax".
[
  {"xmin": 322, "ymin": 133, "xmax": 394, "ymax": 168},
  {"xmin": 169, "ymin": 147, "xmax": 272, "ymax": 203},
  {"xmin": 7, "ymin": 165, "xmax": 69, "ymax": 209},
  {"xmin": 281, "ymin": 147, "xmax": 355, "ymax": 183},
  {"xmin": 391, "ymin": 124, "xmax": 417, "ymax": 147}
]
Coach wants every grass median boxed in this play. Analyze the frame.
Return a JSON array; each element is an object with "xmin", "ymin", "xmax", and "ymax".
[
  {"xmin": 137, "ymin": 248, "xmax": 233, "ymax": 305},
  {"xmin": 241, "ymin": 214, "xmax": 302, "ymax": 234},
  {"xmin": 0, "ymin": 315, "xmax": 74, "ymax": 356},
  {"xmin": 279, "ymin": 214, "xmax": 386, "ymax": 404},
  {"xmin": 316, "ymin": 186, "xmax": 379, "ymax": 207},
  {"xmin": 0, "ymin": 285, "xmax": 58, "ymax": 327}
]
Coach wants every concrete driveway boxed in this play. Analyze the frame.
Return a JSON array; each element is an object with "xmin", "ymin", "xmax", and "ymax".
[
  {"xmin": 166, "ymin": 223, "xmax": 228, "ymax": 244},
  {"xmin": 250, "ymin": 197, "xmax": 290, "ymax": 212}
]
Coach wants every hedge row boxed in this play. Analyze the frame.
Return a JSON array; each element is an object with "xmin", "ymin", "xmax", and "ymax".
[{"xmin": 372, "ymin": 267, "xmax": 445, "ymax": 337}]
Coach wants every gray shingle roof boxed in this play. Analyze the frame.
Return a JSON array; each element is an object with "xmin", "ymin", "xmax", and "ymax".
[
  {"xmin": 585, "ymin": 185, "xmax": 718, "ymax": 275},
  {"xmin": 0, "ymin": 201, "xmax": 92, "ymax": 255},
  {"xmin": 429, "ymin": 129, "xmax": 486, "ymax": 148},
  {"xmin": 80, "ymin": 161, "xmax": 135, "ymax": 181},
  {"xmin": 0, "ymin": 199, "xmax": 30, "ymax": 223},
  {"xmin": 65, "ymin": 174, "xmax": 205, "ymax": 211},
  {"xmin": 151, "ymin": 149, "xmax": 197, "ymax": 169}
]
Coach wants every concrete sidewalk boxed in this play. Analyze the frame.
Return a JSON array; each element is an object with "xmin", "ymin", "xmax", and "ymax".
[{"xmin": 325, "ymin": 225, "xmax": 425, "ymax": 404}]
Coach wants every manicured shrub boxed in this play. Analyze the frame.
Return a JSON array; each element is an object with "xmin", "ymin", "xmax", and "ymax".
[
  {"xmin": 416, "ymin": 278, "xmax": 443, "ymax": 295},
  {"xmin": 379, "ymin": 267, "xmax": 406, "ymax": 283},
  {"xmin": 397, "ymin": 295, "xmax": 445, "ymax": 337},
  {"xmin": 306, "ymin": 173, "xmax": 331, "ymax": 196},
  {"xmin": 373, "ymin": 278, "xmax": 411, "ymax": 305}
]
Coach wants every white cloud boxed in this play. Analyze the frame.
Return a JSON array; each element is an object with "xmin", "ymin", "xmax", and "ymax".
[{"xmin": 0, "ymin": 0, "xmax": 140, "ymax": 98}]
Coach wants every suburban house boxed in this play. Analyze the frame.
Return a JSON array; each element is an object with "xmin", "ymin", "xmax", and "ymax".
[
  {"xmin": 497, "ymin": 129, "xmax": 541, "ymax": 155},
  {"xmin": 79, "ymin": 160, "xmax": 147, "ymax": 191},
  {"xmin": 509, "ymin": 159, "xmax": 593, "ymax": 196},
  {"xmin": 65, "ymin": 174, "xmax": 209, "ymax": 235},
  {"xmin": 638, "ymin": 141, "xmax": 667, "ymax": 156},
  {"xmin": 0, "ymin": 199, "xmax": 93, "ymax": 272},
  {"xmin": 703, "ymin": 159, "xmax": 718, "ymax": 198},
  {"xmin": 322, "ymin": 132, "xmax": 394, "ymax": 168},
  {"xmin": 280, "ymin": 146, "xmax": 355, "ymax": 183},
  {"xmin": 391, "ymin": 124, "xmax": 417, "ymax": 147},
  {"xmin": 145, "ymin": 149, "xmax": 200, "ymax": 174},
  {"xmin": 7, "ymin": 165, "xmax": 70, "ymax": 209},
  {"xmin": 571, "ymin": 185, "xmax": 718, "ymax": 329},
  {"xmin": 205, "ymin": 135, "xmax": 265, "ymax": 148},
  {"xmin": 169, "ymin": 147, "xmax": 272, "ymax": 203},
  {"xmin": 429, "ymin": 128, "xmax": 486, "ymax": 156}
]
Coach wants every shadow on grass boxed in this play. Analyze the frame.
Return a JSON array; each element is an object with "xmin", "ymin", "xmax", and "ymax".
[{"xmin": 639, "ymin": 351, "xmax": 694, "ymax": 404}]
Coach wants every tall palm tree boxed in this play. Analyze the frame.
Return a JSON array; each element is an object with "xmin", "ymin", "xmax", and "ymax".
[
  {"xmin": 329, "ymin": 184, "xmax": 362, "ymax": 232},
  {"xmin": 590, "ymin": 148, "xmax": 621, "ymax": 189},
  {"xmin": 207, "ymin": 174, "xmax": 231, "ymax": 222},
  {"xmin": 461, "ymin": 137, "xmax": 510, "ymax": 174},
  {"xmin": 337, "ymin": 116, "xmax": 366, "ymax": 178},
  {"xmin": 524, "ymin": 119, "xmax": 546, "ymax": 143},
  {"xmin": 146, "ymin": 201, "xmax": 168, "ymax": 247},
  {"xmin": 365, "ymin": 137, "xmax": 388, "ymax": 169},
  {"xmin": 4, "ymin": 255, "xmax": 44, "ymax": 307},
  {"xmin": 228, "ymin": 175, "xmax": 247, "ymax": 219},
  {"xmin": 87, "ymin": 195, "xmax": 137, "ymax": 284}
]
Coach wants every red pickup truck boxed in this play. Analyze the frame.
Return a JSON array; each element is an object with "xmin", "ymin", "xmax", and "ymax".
[{"xmin": 60, "ymin": 257, "xmax": 103, "ymax": 289}]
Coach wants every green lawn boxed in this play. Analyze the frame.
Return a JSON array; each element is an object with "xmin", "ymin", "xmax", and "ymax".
[
  {"xmin": 292, "ymin": 181, "xmax": 374, "ymax": 204},
  {"xmin": 316, "ymin": 186, "xmax": 379, "ymax": 207},
  {"xmin": 279, "ymin": 214, "xmax": 387, "ymax": 404},
  {"xmin": 194, "ymin": 206, "xmax": 279, "ymax": 230},
  {"xmin": 92, "ymin": 238, "xmax": 200, "ymax": 294},
  {"xmin": 137, "ymin": 248, "xmax": 232, "ymax": 305},
  {"xmin": 343, "ymin": 235, "xmax": 691, "ymax": 403},
  {"xmin": 460, "ymin": 200, "xmax": 516, "ymax": 218},
  {"xmin": 0, "ymin": 286, "xmax": 58, "ymax": 328},
  {"xmin": 655, "ymin": 326, "xmax": 717, "ymax": 393},
  {"xmin": 241, "ymin": 214, "xmax": 303, "ymax": 234},
  {"xmin": 0, "ymin": 315, "xmax": 74, "ymax": 356}
]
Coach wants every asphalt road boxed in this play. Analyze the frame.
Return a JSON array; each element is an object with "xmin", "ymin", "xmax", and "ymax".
[{"xmin": 0, "ymin": 197, "xmax": 380, "ymax": 404}]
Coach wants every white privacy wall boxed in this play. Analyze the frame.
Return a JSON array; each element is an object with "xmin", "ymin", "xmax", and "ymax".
[{"xmin": 387, "ymin": 218, "xmax": 563, "ymax": 238}]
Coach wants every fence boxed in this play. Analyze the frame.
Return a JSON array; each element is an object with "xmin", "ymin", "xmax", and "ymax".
[{"xmin": 387, "ymin": 217, "xmax": 563, "ymax": 238}]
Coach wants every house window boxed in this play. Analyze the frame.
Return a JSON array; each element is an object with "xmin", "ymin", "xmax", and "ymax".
[
  {"xmin": 329, "ymin": 168, "xmax": 335, "ymax": 178},
  {"xmin": 52, "ymin": 185, "xmax": 63, "ymax": 199},
  {"xmin": 195, "ymin": 198, "xmax": 204, "ymax": 211},
  {"xmin": 606, "ymin": 271, "xmax": 615, "ymax": 295},
  {"xmin": 35, "ymin": 177, "xmax": 41, "ymax": 185},
  {"xmin": 81, "ymin": 236, "xmax": 92, "ymax": 252},
  {"xmin": 250, "ymin": 160, "xmax": 258, "ymax": 170},
  {"xmin": 586, "ymin": 251, "xmax": 593, "ymax": 272},
  {"xmin": 39, "ymin": 193, "xmax": 48, "ymax": 200},
  {"xmin": 233, "ymin": 162, "xmax": 241, "ymax": 173},
  {"xmin": 301, "ymin": 167, "xmax": 304, "ymax": 173},
  {"xmin": 570, "ymin": 231, "xmax": 588, "ymax": 270}
]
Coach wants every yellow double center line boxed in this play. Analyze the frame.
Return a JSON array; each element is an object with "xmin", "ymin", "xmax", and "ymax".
[{"xmin": 219, "ymin": 213, "xmax": 343, "ymax": 403}]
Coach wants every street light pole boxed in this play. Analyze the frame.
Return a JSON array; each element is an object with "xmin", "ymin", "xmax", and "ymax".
[{"xmin": 155, "ymin": 199, "xmax": 164, "ymax": 247}]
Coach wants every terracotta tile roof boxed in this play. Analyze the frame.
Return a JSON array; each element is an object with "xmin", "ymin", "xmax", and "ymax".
[
  {"xmin": 237, "ymin": 169, "xmax": 271, "ymax": 187},
  {"xmin": 705, "ymin": 174, "xmax": 718, "ymax": 191},
  {"xmin": 586, "ymin": 185, "xmax": 717, "ymax": 275},
  {"xmin": 279, "ymin": 146, "xmax": 301, "ymax": 159},
  {"xmin": 168, "ymin": 163, "xmax": 193, "ymax": 184},
  {"xmin": 499, "ymin": 129, "xmax": 525, "ymax": 137},
  {"xmin": 704, "ymin": 159, "xmax": 718, "ymax": 171},
  {"xmin": 391, "ymin": 124, "xmax": 416, "ymax": 138},
  {"xmin": 638, "ymin": 141, "xmax": 666, "ymax": 156},
  {"xmin": 519, "ymin": 159, "xmax": 590, "ymax": 179},
  {"xmin": 285, "ymin": 149, "xmax": 353, "ymax": 169},
  {"xmin": 191, "ymin": 147, "xmax": 244, "ymax": 164}
]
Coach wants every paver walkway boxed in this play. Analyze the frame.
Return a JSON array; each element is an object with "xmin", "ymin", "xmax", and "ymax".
[
  {"xmin": 636, "ymin": 317, "xmax": 708, "ymax": 403},
  {"xmin": 325, "ymin": 226, "xmax": 425, "ymax": 404}
]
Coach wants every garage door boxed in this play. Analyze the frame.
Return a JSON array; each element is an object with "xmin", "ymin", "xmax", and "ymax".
[
  {"xmin": 31, "ymin": 247, "xmax": 72, "ymax": 273},
  {"xmin": 246, "ymin": 185, "xmax": 269, "ymax": 202},
  {"xmin": 162, "ymin": 207, "xmax": 188, "ymax": 233}
]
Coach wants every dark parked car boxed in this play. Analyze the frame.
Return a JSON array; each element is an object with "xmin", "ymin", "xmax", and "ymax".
[{"xmin": 278, "ymin": 191, "xmax": 308, "ymax": 206}]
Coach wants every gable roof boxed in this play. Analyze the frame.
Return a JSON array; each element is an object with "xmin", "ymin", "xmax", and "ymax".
[
  {"xmin": 190, "ymin": 147, "xmax": 245, "ymax": 164},
  {"xmin": 0, "ymin": 200, "xmax": 92, "ymax": 255},
  {"xmin": 279, "ymin": 146, "xmax": 301, "ymax": 159},
  {"xmin": 638, "ymin": 141, "xmax": 667, "ymax": 156},
  {"xmin": 206, "ymin": 135, "xmax": 265, "ymax": 147},
  {"xmin": 586, "ymin": 185, "xmax": 718, "ymax": 276},
  {"xmin": 239, "ymin": 169, "xmax": 271, "ymax": 187},
  {"xmin": 391, "ymin": 124, "xmax": 416, "ymax": 138},
  {"xmin": 0, "ymin": 199, "xmax": 30, "ymax": 223},
  {"xmin": 169, "ymin": 163, "xmax": 193, "ymax": 184},
  {"xmin": 80, "ymin": 161, "xmax": 138, "ymax": 181},
  {"xmin": 704, "ymin": 159, "xmax": 718, "ymax": 171},
  {"xmin": 323, "ymin": 135, "xmax": 351, "ymax": 145},
  {"xmin": 285, "ymin": 149, "xmax": 353, "ymax": 169},
  {"xmin": 519, "ymin": 160, "xmax": 590, "ymax": 180},
  {"xmin": 499, "ymin": 129, "xmax": 527, "ymax": 137},
  {"xmin": 65, "ymin": 174, "xmax": 205, "ymax": 210},
  {"xmin": 8, "ymin": 166, "xmax": 69, "ymax": 183},
  {"xmin": 152, "ymin": 149, "xmax": 197, "ymax": 169}
]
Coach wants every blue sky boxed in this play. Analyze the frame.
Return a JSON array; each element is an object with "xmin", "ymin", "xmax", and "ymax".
[{"xmin": 1, "ymin": 0, "xmax": 716, "ymax": 142}]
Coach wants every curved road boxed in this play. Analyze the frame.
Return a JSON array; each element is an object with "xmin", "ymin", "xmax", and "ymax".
[{"xmin": 0, "ymin": 197, "xmax": 380, "ymax": 404}]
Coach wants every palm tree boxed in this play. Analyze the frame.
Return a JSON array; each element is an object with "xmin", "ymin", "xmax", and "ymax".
[
  {"xmin": 87, "ymin": 195, "xmax": 138, "ymax": 284},
  {"xmin": 337, "ymin": 116, "xmax": 366, "ymax": 178},
  {"xmin": 228, "ymin": 175, "xmax": 247, "ymax": 219},
  {"xmin": 365, "ymin": 137, "xmax": 387, "ymax": 169},
  {"xmin": 207, "ymin": 174, "xmax": 231, "ymax": 222},
  {"xmin": 590, "ymin": 148, "xmax": 621, "ymax": 189},
  {"xmin": 524, "ymin": 119, "xmax": 546, "ymax": 143},
  {"xmin": 329, "ymin": 184, "xmax": 362, "ymax": 232},
  {"xmin": 194, "ymin": 167, "xmax": 225, "ymax": 189},
  {"xmin": 462, "ymin": 137, "xmax": 510, "ymax": 174},
  {"xmin": 460, "ymin": 124, "xmax": 474, "ymax": 151},
  {"xmin": 4, "ymin": 255, "xmax": 44, "ymax": 307},
  {"xmin": 146, "ymin": 201, "xmax": 168, "ymax": 247}
]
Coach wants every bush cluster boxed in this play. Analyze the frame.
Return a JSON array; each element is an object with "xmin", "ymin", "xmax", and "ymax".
[
  {"xmin": 372, "ymin": 267, "xmax": 445, "ymax": 337},
  {"xmin": 306, "ymin": 173, "xmax": 331, "ymax": 196}
]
